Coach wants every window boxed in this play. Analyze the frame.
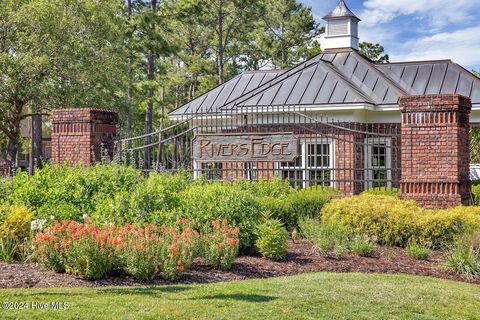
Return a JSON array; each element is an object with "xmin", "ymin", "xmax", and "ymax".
[
  {"xmin": 364, "ymin": 138, "xmax": 391, "ymax": 188},
  {"xmin": 278, "ymin": 139, "xmax": 334, "ymax": 188},
  {"xmin": 246, "ymin": 162, "xmax": 257, "ymax": 180}
]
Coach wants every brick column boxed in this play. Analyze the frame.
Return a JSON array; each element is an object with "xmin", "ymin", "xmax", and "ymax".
[
  {"xmin": 51, "ymin": 108, "xmax": 118, "ymax": 166},
  {"xmin": 399, "ymin": 94, "xmax": 472, "ymax": 208}
]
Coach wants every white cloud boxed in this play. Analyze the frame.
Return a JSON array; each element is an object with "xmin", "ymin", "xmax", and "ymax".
[
  {"xmin": 360, "ymin": 0, "xmax": 478, "ymax": 29},
  {"xmin": 392, "ymin": 26, "xmax": 480, "ymax": 68}
]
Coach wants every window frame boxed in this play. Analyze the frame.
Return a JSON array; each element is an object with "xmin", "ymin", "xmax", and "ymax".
[
  {"xmin": 364, "ymin": 137, "xmax": 392, "ymax": 189},
  {"xmin": 277, "ymin": 138, "xmax": 335, "ymax": 188}
]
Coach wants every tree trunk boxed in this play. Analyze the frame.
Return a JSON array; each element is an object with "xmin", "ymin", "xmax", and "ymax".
[
  {"xmin": 144, "ymin": 0, "xmax": 157, "ymax": 170},
  {"xmin": 30, "ymin": 112, "xmax": 43, "ymax": 174},
  {"xmin": 217, "ymin": 0, "xmax": 224, "ymax": 84},
  {"xmin": 127, "ymin": 0, "xmax": 133, "ymax": 146},
  {"xmin": 6, "ymin": 100, "xmax": 24, "ymax": 173}
]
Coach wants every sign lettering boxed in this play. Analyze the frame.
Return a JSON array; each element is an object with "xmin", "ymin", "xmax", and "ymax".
[{"xmin": 192, "ymin": 133, "xmax": 298, "ymax": 162}]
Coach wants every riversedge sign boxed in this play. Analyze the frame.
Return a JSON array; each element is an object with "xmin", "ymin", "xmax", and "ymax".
[{"xmin": 192, "ymin": 133, "xmax": 298, "ymax": 162}]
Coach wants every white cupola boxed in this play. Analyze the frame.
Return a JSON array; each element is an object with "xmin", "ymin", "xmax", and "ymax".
[{"xmin": 322, "ymin": 0, "xmax": 361, "ymax": 51}]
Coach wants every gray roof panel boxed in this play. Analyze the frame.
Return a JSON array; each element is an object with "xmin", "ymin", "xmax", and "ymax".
[
  {"xmin": 170, "ymin": 50, "xmax": 480, "ymax": 117},
  {"xmin": 425, "ymin": 63, "xmax": 447, "ymax": 94},
  {"xmin": 376, "ymin": 60, "xmax": 480, "ymax": 103},
  {"xmin": 300, "ymin": 67, "xmax": 328, "ymax": 104}
]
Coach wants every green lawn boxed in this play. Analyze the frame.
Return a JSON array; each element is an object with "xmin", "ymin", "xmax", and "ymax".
[{"xmin": 0, "ymin": 273, "xmax": 479, "ymax": 320}]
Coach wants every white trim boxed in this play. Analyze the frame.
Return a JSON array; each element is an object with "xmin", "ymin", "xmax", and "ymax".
[
  {"xmin": 277, "ymin": 137, "xmax": 335, "ymax": 188},
  {"xmin": 364, "ymin": 137, "xmax": 392, "ymax": 189}
]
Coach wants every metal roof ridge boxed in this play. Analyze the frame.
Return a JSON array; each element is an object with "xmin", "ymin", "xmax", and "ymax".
[
  {"xmin": 351, "ymin": 51, "xmax": 409, "ymax": 97},
  {"xmin": 319, "ymin": 60, "xmax": 376, "ymax": 104},
  {"xmin": 219, "ymin": 54, "xmax": 325, "ymax": 110}
]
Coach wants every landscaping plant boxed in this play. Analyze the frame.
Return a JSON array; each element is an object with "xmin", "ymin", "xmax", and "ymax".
[
  {"xmin": 32, "ymin": 218, "xmax": 236, "ymax": 280},
  {"xmin": 178, "ymin": 183, "xmax": 261, "ymax": 253},
  {"xmin": 299, "ymin": 217, "xmax": 349, "ymax": 259},
  {"xmin": 0, "ymin": 206, "xmax": 33, "ymax": 262},
  {"xmin": 255, "ymin": 218, "xmax": 289, "ymax": 260},
  {"xmin": 350, "ymin": 237, "xmax": 376, "ymax": 257},
  {"xmin": 406, "ymin": 243, "xmax": 430, "ymax": 261},
  {"xmin": 202, "ymin": 219, "xmax": 240, "ymax": 270},
  {"xmin": 445, "ymin": 235, "xmax": 480, "ymax": 278},
  {"xmin": 322, "ymin": 195, "xmax": 480, "ymax": 248}
]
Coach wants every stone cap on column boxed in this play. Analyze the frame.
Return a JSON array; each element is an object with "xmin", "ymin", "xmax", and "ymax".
[
  {"xmin": 51, "ymin": 108, "xmax": 118, "ymax": 125},
  {"xmin": 399, "ymin": 94, "xmax": 471, "ymax": 114}
]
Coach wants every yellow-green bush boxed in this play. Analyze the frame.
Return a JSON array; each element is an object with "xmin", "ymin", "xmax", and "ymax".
[
  {"xmin": 0, "ymin": 206, "xmax": 33, "ymax": 240},
  {"xmin": 321, "ymin": 195, "xmax": 480, "ymax": 248}
]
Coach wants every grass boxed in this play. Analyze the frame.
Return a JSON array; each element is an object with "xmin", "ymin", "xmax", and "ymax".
[{"xmin": 0, "ymin": 272, "xmax": 479, "ymax": 319}]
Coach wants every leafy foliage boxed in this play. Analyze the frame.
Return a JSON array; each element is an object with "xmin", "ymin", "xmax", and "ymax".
[
  {"xmin": 406, "ymin": 243, "xmax": 430, "ymax": 260},
  {"xmin": 359, "ymin": 42, "xmax": 389, "ymax": 63},
  {"xmin": 258, "ymin": 188, "xmax": 336, "ymax": 231},
  {"xmin": 201, "ymin": 219, "xmax": 240, "ymax": 270},
  {"xmin": 350, "ymin": 237, "xmax": 376, "ymax": 257},
  {"xmin": 299, "ymin": 217, "xmax": 349, "ymax": 259},
  {"xmin": 177, "ymin": 183, "xmax": 262, "ymax": 253},
  {"xmin": 255, "ymin": 219, "xmax": 289, "ymax": 260},
  {"xmin": 322, "ymin": 195, "xmax": 480, "ymax": 248},
  {"xmin": 360, "ymin": 187, "xmax": 399, "ymax": 197},
  {"xmin": 445, "ymin": 234, "xmax": 480, "ymax": 278}
]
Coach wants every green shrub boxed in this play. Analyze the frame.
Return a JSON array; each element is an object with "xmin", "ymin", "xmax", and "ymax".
[
  {"xmin": 350, "ymin": 237, "xmax": 376, "ymax": 257},
  {"xmin": 445, "ymin": 236, "xmax": 480, "ymax": 278},
  {"xmin": 258, "ymin": 188, "xmax": 333, "ymax": 231},
  {"xmin": 5, "ymin": 163, "xmax": 143, "ymax": 223},
  {"xmin": 233, "ymin": 178, "xmax": 294, "ymax": 198},
  {"xmin": 299, "ymin": 217, "xmax": 349, "ymax": 258},
  {"xmin": 178, "ymin": 183, "xmax": 262, "ymax": 253},
  {"xmin": 92, "ymin": 172, "xmax": 188, "ymax": 226},
  {"xmin": 473, "ymin": 185, "xmax": 480, "ymax": 205},
  {"xmin": 0, "ymin": 206, "xmax": 33, "ymax": 241},
  {"xmin": 360, "ymin": 187, "xmax": 400, "ymax": 197},
  {"xmin": 322, "ymin": 195, "xmax": 480, "ymax": 248},
  {"xmin": 0, "ymin": 206, "xmax": 33, "ymax": 262},
  {"xmin": 406, "ymin": 243, "xmax": 430, "ymax": 260},
  {"xmin": 255, "ymin": 219, "xmax": 289, "ymax": 260}
]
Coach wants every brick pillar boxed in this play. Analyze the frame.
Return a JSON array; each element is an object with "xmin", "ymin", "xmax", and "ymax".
[
  {"xmin": 51, "ymin": 108, "xmax": 118, "ymax": 166},
  {"xmin": 335, "ymin": 128, "xmax": 364, "ymax": 195},
  {"xmin": 399, "ymin": 94, "xmax": 472, "ymax": 209}
]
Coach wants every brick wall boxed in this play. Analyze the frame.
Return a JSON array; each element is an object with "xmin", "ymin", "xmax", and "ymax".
[
  {"xmin": 399, "ymin": 94, "xmax": 472, "ymax": 208},
  {"xmin": 51, "ymin": 108, "xmax": 118, "ymax": 166}
]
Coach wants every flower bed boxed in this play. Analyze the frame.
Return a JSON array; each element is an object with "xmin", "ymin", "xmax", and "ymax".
[{"xmin": 32, "ymin": 218, "xmax": 240, "ymax": 280}]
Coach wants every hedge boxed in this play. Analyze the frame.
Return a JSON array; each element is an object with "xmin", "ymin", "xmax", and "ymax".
[{"xmin": 322, "ymin": 195, "xmax": 480, "ymax": 248}]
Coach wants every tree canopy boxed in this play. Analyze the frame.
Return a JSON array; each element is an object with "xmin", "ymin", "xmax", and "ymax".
[{"xmin": 0, "ymin": 0, "xmax": 390, "ymax": 168}]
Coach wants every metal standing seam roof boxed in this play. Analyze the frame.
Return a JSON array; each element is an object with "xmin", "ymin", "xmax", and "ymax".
[
  {"xmin": 228, "ymin": 50, "xmax": 409, "ymax": 108},
  {"xmin": 169, "ymin": 50, "xmax": 480, "ymax": 116},
  {"xmin": 169, "ymin": 70, "xmax": 283, "ymax": 116},
  {"xmin": 375, "ymin": 61, "xmax": 480, "ymax": 103}
]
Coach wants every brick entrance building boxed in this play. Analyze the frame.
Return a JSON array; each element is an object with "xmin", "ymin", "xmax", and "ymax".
[{"xmin": 51, "ymin": 1, "xmax": 480, "ymax": 209}]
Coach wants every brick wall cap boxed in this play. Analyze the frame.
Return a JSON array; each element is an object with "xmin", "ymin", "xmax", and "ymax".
[{"xmin": 399, "ymin": 94, "xmax": 472, "ymax": 113}]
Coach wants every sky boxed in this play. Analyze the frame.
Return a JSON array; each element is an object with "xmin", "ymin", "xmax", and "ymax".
[{"xmin": 299, "ymin": 0, "xmax": 480, "ymax": 70}]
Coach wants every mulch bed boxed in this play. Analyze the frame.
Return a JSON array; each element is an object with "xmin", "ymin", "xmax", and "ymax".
[{"xmin": 1, "ymin": 241, "xmax": 478, "ymax": 289}]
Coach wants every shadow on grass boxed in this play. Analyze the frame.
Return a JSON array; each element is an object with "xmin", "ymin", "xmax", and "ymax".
[
  {"xmin": 99, "ymin": 285, "xmax": 191, "ymax": 295},
  {"xmin": 195, "ymin": 293, "xmax": 277, "ymax": 303}
]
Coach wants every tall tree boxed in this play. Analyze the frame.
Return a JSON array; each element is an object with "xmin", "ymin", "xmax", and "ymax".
[
  {"xmin": 205, "ymin": 0, "xmax": 263, "ymax": 84},
  {"xmin": 359, "ymin": 42, "xmax": 389, "ymax": 63},
  {"xmin": 0, "ymin": 0, "xmax": 128, "ymax": 168},
  {"xmin": 258, "ymin": 0, "xmax": 319, "ymax": 69}
]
